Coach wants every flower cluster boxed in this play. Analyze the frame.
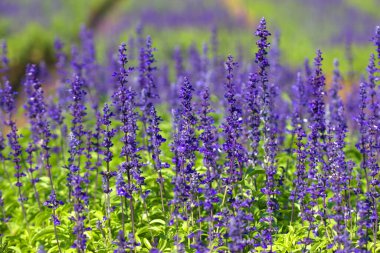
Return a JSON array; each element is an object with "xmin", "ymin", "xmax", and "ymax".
[{"xmin": 1, "ymin": 18, "xmax": 380, "ymax": 253}]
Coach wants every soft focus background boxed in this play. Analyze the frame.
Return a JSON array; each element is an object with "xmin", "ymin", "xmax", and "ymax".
[{"xmin": 0, "ymin": 0, "xmax": 379, "ymax": 88}]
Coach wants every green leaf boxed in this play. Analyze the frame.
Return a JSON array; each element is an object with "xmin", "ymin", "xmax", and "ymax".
[
  {"xmin": 8, "ymin": 246, "xmax": 22, "ymax": 253},
  {"xmin": 143, "ymin": 238, "xmax": 152, "ymax": 249},
  {"xmin": 149, "ymin": 219, "xmax": 166, "ymax": 226},
  {"xmin": 31, "ymin": 226, "xmax": 55, "ymax": 245}
]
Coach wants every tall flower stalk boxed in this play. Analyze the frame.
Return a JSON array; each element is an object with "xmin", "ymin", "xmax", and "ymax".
[
  {"xmin": 67, "ymin": 75, "xmax": 89, "ymax": 252},
  {"xmin": 255, "ymin": 17, "xmax": 278, "ymax": 250},
  {"xmin": 113, "ymin": 43, "xmax": 143, "ymax": 251},
  {"xmin": 222, "ymin": 55, "xmax": 246, "ymax": 185},
  {"xmin": 327, "ymin": 59, "xmax": 352, "ymax": 251},
  {"xmin": 7, "ymin": 120, "xmax": 27, "ymax": 228},
  {"xmin": 147, "ymin": 104, "xmax": 167, "ymax": 212},
  {"xmin": 365, "ymin": 53, "xmax": 379, "ymax": 250},
  {"xmin": 170, "ymin": 76, "xmax": 198, "ymax": 252},
  {"xmin": 100, "ymin": 103, "xmax": 117, "ymax": 238}
]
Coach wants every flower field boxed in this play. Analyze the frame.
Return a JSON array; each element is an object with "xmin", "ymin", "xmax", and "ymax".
[{"xmin": 0, "ymin": 5, "xmax": 380, "ymax": 252}]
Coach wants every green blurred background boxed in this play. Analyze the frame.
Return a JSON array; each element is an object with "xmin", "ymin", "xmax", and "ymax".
[{"xmin": 0, "ymin": 0, "xmax": 379, "ymax": 85}]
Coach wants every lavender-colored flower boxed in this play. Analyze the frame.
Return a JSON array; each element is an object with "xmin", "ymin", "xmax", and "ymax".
[
  {"xmin": 44, "ymin": 190, "xmax": 64, "ymax": 210},
  {"xmin": 373, "ymin": 26, "xmax": 380, "ymax": 62},
  {"xmin": 290, "ymin": 115, "xmax": 308, "ymax": 218},
  {"xmin": 221, "ymin": 55, "xmax": 247, "ymax": 184},
  {"xmin": 0, "ymin": 41, "xmax": 9, "ymax": 80},
  {"xmin": 291, "ymin": 72, "xmax": 307, "ymax": 128},
  {"xmin": 289, "ymin": 73, "xmax": 309, "ymax": 223},
  {"xmin": 245, "ymin": 73, "xmax": 261, "ymax": 166},
  {"xmin": 138, "ymin": 36, "xmax": 158, "ymax": 107},
  {"xmin": 0, "ymin": 80, "xmax": 16, "ymax": 117},
  {"xmin": 329, "ymin": 60, "xmax": 347, "ymax": 144},
  {"xmin": 7, "ymin": 120, "xmax": 27, "ymax": 221},
  {"xmin": 54, "ymin": 38, "xmax": 70, "ymax": 106},
  {"xmin": 54, "ymin": 38, "xmax": 68, "ymax": 83},
  {"xmin": 44, "ymin": 190, "xmax": 64, "ymax": 225},
  {"xmin": 254, "ymin": 18, "xmax": 280, "ymax": 251},
  {"xmin": 47, "ymin": 100, "xmax": 64, "ymax": 128},
  {"xmin": 169, "ymin": 76, "xmax": 200, "ymax": 247},
  {"xmin": 173, "ymin": 47, "xmax": 185, "ymax": 80},
  {"xmin": 68, "ymin": 75, "xmax": 87, "ymax": 164},
  {"xmin": 227, "ymin": 216, "xmax": 245, "ymax": 252},
  {"xmin": 71, "ymin": 45, "xmax": 84, "ymax": 78},
  {"xmin": 147, "ymin": 104, "xmax": 167, "ymax": 211},
  {"xmin": 176, "ymin": 76, "xmax": 198, "ymax": 164},
  {"xmin": 101, "ymin": 103, "xmax": 116, "ymax": 163},
  {"xmin": 113, "ymin": 231, "xmax": 139, "ymax": 252},
  {"xmin": 301, "ymin": 50, "xmax": 329, "ymax": 247},
  {"xmin": 356, "ymin": 198, "xmax": 372, "ymax": 250},
  {"xmin": 211, "ymin": 26, "xmax": 218, "ymax": 65},
  {"xmin": 189, "ymin": 231, "xmax": 209, "ymax": 253},
  {"xmin": 255, "ymin": 18, "xmax": 271, "ymax": 83},
  {"xmin": 255, "ymin": 18, "xmax": 276, "ymax": 198},
  {"xmin": 25, "ymin": 142, "xmax": 41, "ymax": 208},
  {"xmin": 67, "ymin": 74, "xmax": 88, "ymax": 252},
  {"xmin": 188, "ymin": 44, "xmax": 201, "ymax": 81},
  {"xmin": 112, "ymin": 42, "xmax": 142, "ymax": 237},
  {"xmin": 136, "ymin": 23, "xmax": 145, "ymax": 48},
  {"xmin": 80, "ymin": 26, "xmax": 100, "ymax": 107},
  {"xmin": 150, "ymin": 248, "xmax": 163, "ymax": 253},
  {"xmin": 23, "ymin": 64, "xmax": 47, "ymax": 142},
  {"xmin": 364, "ymin": 53, "xmax": 380, "ymax": 249},
  {"xmin": 37, "ymin": 246, "xmax": 47, "ymax": 253},
  {"xmin": 355, "ymin": 77, "xmax": 372, "ymax": 251},
  {"xmin": 80, "ymin": 26, "xmax": 96, "ymax": 74},
  {"xmin": 356, "ymin": 77, "xmax": 369, "ymax": 177},
  {"xmin": 308, "ymin": 50, "xmax": 327, "ymax": 145},
  {"xmin": 23, "ymin": 64, "xmax": 49, "ymax": 204},
  {"xmin": 100, "ymin": 103, "xmax": 117, "ymax": 224},
  {"xmin": 171, "ymin": 77, "xmax": 198, "ymax": 208},
  {"xmin": 91, "ymin": 109, "xmax": 102, "ymax": 197},
  {"xmin": 327, "ymin": 59, "xmax": 353, "ymax": 250},
  {"xmin": 66, "ymin": 75, "xmax": 87, "ymax": 188},
  {"xmin": 69, "ymin": 170, "xmax": 89, "ymax": 252},
  {"xmin": 198, "ymin": 88, "xmax": 219, "ymax": 178}
]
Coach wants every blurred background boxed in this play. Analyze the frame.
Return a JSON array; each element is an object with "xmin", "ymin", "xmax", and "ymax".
[{"xmin": 0, "ymin": 0, "xmax": 379, "ymax": 89}]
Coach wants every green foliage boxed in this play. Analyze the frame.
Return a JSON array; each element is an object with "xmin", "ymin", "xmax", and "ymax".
[{"xmin": 0, "ymin": 106, "xmax": 374, "ymax": 252}]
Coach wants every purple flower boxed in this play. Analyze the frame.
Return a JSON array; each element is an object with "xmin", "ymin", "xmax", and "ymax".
[
  {"xmin": 176, "ymin": 76, "xmax": 198, "ymax": 163},
  {"xmin": 198, "ymin": 88, "xmax": 219, "ymax": 179},
  {"xmin": 7, "ymin": 120, "xmax": 27, "ymax": 220},
  {"xmin": 68, "ymin": 75, "xmax": 87, "ymax": 164},
  {"xmin": 171, "ymin": 76, "xmax": 198, "ymax": 207},
  {"xmin": 66, "ymin": 73, "xmax": 89, "ymax": 251},
  {"xmin": 372, "ymin": 26, "xmax": 380, "ymax": 62},
  {"xmin": 0, "ymin": 40, "xmax": 9, "ymax": 80},
  {"xmin": 173, "ymin": 47, "xmax": 185, "ymax": 79},
  {"xmin": 0, "ymin": 191, "xmax": 10, "ymax": 223},
  {"xmin": 221, "ymin": 55, "xmax": 247, "ymax": 184},
  {"xmin": 44, "ymin": 190, "xmax": 64, "ymax": 209},
  {"xmin": 101, "ymin": 103, "xmax": 116, "ymax": 163},
  {"xmin": 112, "ymin": 42, "xmax": 142, "ymax": 237},
  {"xmin": 147, "ymin": 104, "xmax": 167, "ymax": 211},
  {"xmin": 245, "ymin": 73, "xmax": 261, "ymax": 166},
  {"xmin": 100, "ymin": 103, "xmax": 117, "ymax": 223},
  {"xmin": 54, "ymin": 38, "xmax": 70, "ymax": 106},
  {"xmin": 79, "ymin": 26, "xmax": 100, "ymax": 107},
  {"xmin": 139, "ymin": 35, "xmax": 158, "ymax": 107},
  {"xmin": 23, "ymin": 64, "xmax": 47, "ymax": 142},
  {"xmin": 0, "ymin": 80, "xmax": 16, "ymax": 117},
  {"xmin": 113, "ymin": 231, "xmax": 139, "ymax": 252},
  {"xmin": 255, "ymin": 16, "xmax": 278, "ymax": 210},
  {"xmin": 326, "ymin": 59, "xmax": 353, "ymax": 250}
]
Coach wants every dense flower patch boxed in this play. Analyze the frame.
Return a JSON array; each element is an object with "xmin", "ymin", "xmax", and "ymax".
[{"xmin": 0, "ymin": 18, "xmax": 379, "ymax": 252}]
